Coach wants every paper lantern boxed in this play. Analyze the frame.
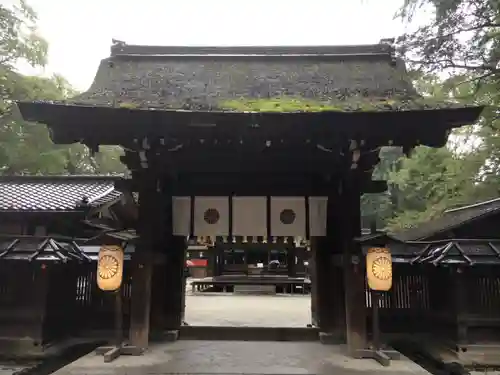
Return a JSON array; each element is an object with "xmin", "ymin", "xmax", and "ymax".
[
  {"xmin": 366, "ymin": 247, "xmax": 393, "ymax": 291},
  {"xmin": 97, "ymin": 245, "xmax": 124, "ymax": 292}
]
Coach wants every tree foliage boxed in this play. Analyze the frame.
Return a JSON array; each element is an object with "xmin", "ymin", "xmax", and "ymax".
[
  {"xmin": 361, "ymin": 0, "xmax": 500, "ymax": 232},
  {"xmin": 0, "ymin": 0, "xmax": 126, "ymax": 176},
  {"xmin": 0, "ymin": 0, "xmax": 47, "ymax": 68},
  {"xmin": 362, "ymin": 70, "xmax": 491, "ymax": 231},
  {"xmin": 397, "ymin": 0, "xmax": 500, "ymax": 80}
]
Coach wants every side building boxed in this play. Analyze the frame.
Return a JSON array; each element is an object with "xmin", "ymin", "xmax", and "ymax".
[
  {"xmin": 0, "ymin": 175, "xmax": 136, "ymax": 238},
  {"xmin": 0, "ymin": 175, "xmax": 137, "ymax": 356},
  {"xmin": 359, "ymin": 198, "xmax": 500, "ymax": 367}
]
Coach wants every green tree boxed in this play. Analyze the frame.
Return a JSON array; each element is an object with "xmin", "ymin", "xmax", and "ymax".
[
  {"xmin": 397, "ymin": 0, "xmax": 500, "ymax": 81},
  {"xmin": 0, "ymin": 1, "xmax": 126, "ymax": 175},
  {"xmin": 0, "ymin": 0, "xmax": 47, "ymax": 68},
  {"xmin": 386, "ymin": 145, "xmax": 482, "ymax": 231},
  {"xmin": 1, "ymin": 72, "xmax": 128, "ymax": 175},
  {"xmin": 361, "ymin": 147, "xmax": 402, "ymax": 229},
  {"xmin": 396, "ymin": 0, "xmax": 500, "ymax": 214},
  {"xmin": 363, "ymin": 70, "xmax": 488, "ymax": 231}
]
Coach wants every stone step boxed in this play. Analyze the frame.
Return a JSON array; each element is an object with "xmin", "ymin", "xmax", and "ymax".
[
  {"xmin": 179, "ymin": 326, "xmax": 319, "ymax": 341},
  {"xmin": 233, "ymin": 285, "xmax": 276, "ymax": 295}
]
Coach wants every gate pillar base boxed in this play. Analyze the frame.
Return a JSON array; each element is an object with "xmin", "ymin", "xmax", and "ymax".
[
  {"xmin": 95, "ymin": 344, "xmax": 144, "ymax": 363},
  {"xmin": 353, "ymin": 347, "xmax": 401, "ymax": 367},
  {"xmin": 319, "ymin": 331, "xmax": 345, "ymax": 345},
  {"xmin": 150, "ymin": 329, "xmax": 179, "ymax": 342},
  {"xmin": 164, "ymin": 330, "xmax": 179, "ymax": 342}
]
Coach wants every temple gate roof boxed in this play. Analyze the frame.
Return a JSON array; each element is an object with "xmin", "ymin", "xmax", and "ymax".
[
  {"xmin": 59, "ymin": 43, "xmax": 464, "ymax": 112},
  {"xmin": 16, "ymin": 41, "xmax": 484, "ymax": 156}
]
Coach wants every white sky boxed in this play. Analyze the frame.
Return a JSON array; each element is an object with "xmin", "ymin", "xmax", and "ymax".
[{"xmin": 16, "ymin": 0, "xmax": 422, "ymax": 91}]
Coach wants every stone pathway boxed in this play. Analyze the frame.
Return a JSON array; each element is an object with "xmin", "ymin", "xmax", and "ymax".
[
  {"xmin": 49, "ymin": 293, "xmax": 433, "ymax": 375},
  {"xmin": 51, "ymin": 340, "xmax": 431, "ymax": 375}
]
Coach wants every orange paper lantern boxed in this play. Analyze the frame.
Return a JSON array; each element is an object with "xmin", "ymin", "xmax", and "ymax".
[
  {"xmin": 366, "ymin": 247, "xmax": 393, "ymax": 291},
  {"xmin": 97, "ymin": 245, "xmax": 124, "ymax": 292}
]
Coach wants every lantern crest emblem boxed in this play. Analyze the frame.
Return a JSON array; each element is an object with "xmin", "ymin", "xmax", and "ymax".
[{"xmin": 97, "ymin": 245, "xmax": 124, "ymax": 292}]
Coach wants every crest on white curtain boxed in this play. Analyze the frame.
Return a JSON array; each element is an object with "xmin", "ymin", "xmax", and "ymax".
[
  {"xmin": 194, "ymin": 197, "xmax": 229, "ymax": 236},
  {"xmin": 270, "ymin": 197, "xmax": 306, "ymax": 237}
]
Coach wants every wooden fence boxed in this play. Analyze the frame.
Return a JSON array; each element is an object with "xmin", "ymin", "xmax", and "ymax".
[{"xmin": 1, "ymin": 262, "xmax": 500, "ymax": 350}]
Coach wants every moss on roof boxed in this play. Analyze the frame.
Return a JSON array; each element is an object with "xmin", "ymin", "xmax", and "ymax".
[
  {"xmin": 218, "ymin": 97, "xmax": 465, "ymax": 113},
  {"xmin": 59, "ymin": 54, "xmax": 446, "ymax": 112}
]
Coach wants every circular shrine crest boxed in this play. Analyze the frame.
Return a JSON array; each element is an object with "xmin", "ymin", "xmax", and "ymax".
[
  {"xmin": 371, "ymin": 257, "xmax": 392, "ymax": 281},
  {"xmin": 98, "ymin": 255, "xmax": 119, "ymax": 280},
  {"xmin": 204, "ymin": 208, "xmax": 220, "ymax": 225},
  {"xmin": 279, "ymin": 209, "xmax": 296, "ymax": 225}
]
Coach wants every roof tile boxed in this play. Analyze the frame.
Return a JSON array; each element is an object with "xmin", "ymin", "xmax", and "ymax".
[
  {"xmin": 0, "ymin": 176, "xmax": 123, "ymax": 212},
  {"xmin": 393, "ymin": 198, "xmax": 500, "ymax": 241}
]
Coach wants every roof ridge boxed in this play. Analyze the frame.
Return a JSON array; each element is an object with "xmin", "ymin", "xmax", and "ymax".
[
  {"xmin": 109, "ymin": 42, "xmax": 394, "ymax": 58},
  {"xmin": 445, "ymin": 197, "xmax": 500, "ymax": 214},
  {"xmin": 0, "ymin": 175, "xmax": 124, "ymax": 182}
]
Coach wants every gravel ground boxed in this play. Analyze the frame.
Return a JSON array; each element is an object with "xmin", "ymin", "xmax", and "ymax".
[{"xmin": 184, "ymin": 281, "xmax": 312, "ymax": 327}]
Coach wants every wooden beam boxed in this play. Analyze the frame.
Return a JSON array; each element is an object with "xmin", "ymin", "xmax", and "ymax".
[
  {"xmin": 117, "ymin": 173, "xmax": 385, "ymax": 196},
  {"xmin": 30, "ymin": 103, "xmax": 482, "ymax": 149},
  {"xmin": 122, "ymin": 149, "xmax": 345, "ymax": 174}
]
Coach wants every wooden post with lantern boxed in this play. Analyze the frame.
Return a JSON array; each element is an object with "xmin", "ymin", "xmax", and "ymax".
[
  {"xmin": 94, "ymin": 245, "xmax": 143, "ymax": 363},
  {"xmin": 360, "ymin": 246, "xmax": 401, "ymax": 366}
]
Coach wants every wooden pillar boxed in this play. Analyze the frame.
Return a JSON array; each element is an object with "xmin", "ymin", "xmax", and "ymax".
[
  {"xmin": 311, "ymin": 237, "xmax": 334, "ymax": 330},
  {"xmin": 342, "ymin": 173, "xmax": 367, "ymax": 356},
  {"xmin": 311, "ymin": 186, "xmax": 346, "ymax": 342},
  {"xmin": 205, "ymin": 246, "xmax": 212, "ymax": 277},
  {"xmin": 214, "ymin": 246, "xmax": 223, "ymax": 277},
  {"xmin": 163, "ymin": 236, "xmax": 187, "ymax": 330},
  {"xmin": 287, "ymin": 246, "xmax": 296, "ymax": 277},
  {"xmin": 147, "ymin": 175, "xmax": 186, "ymax": 335},
  {"xmin": 129, "ymin": 172, "xmax": 158, "ymax": 349},
  {"xmin": 453, "ymin": 267, "xmax": 468, "ymax": 349},
  {"xmin": 33, "ymin": 266, "xmax": 49, "ymax": 345},
  {"xmin": 309, "ymin": 244, "xmax": 318, "ymax": 326},
  {"xmin": 244, "ymin": 248, "xmax": 249, "ymax": 275}
]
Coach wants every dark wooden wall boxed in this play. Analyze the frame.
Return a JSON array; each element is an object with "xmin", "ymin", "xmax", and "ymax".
[{"xmin": 1, "ymin": 261, "xmax": 500, "ymax": 353}]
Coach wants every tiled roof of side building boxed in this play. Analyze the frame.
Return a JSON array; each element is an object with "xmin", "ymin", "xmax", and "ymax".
[
  {"xmin": 0, "ymin": 175, "xmax": 124, "ymax": 212},
  {"xmin": 392, "ymin": 197, "xmax": 500, "ymax": 241}
]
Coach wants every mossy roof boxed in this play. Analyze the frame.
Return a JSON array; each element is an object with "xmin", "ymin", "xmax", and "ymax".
[{"xmin": 52, "ymin": 43, "xmax": 470, "ymax": 113}]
